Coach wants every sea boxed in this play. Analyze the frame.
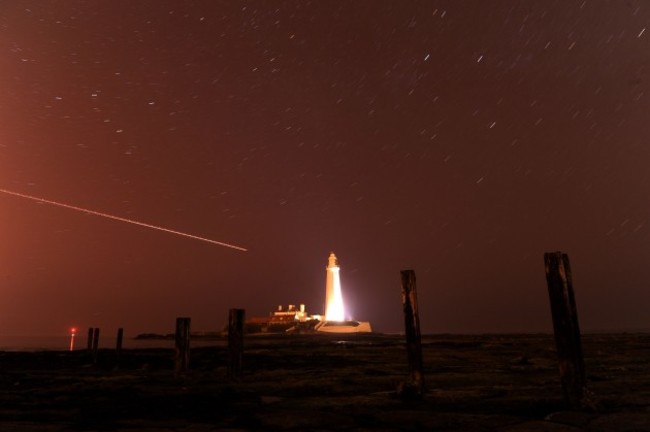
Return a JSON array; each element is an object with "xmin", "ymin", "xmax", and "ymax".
[
  {"xmin": 3, "ymin": 329, "xmax": 648, "ymax": 352},
  {"xmin": 0, "ymin": 335, "xmax": 223, "ymax": 352}
]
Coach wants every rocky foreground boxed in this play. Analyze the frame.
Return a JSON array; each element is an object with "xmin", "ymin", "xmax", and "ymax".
[{"xmin": 0, "ymin": 333, "xmax": 649, "ymax": 431}]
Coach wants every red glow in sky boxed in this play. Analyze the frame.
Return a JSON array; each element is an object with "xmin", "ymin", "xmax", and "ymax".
[{"xmin": 1, "ymin": 1, "xmax": 649, "ymax": 336}]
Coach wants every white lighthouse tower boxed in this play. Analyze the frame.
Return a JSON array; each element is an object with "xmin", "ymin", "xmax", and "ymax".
[
  {"xmin": 316, "ymin": 252, "xmax": 372, "ymax": 333},
  {"xmin": 325, "ymin": 252, "xmax": 345, "ymax": 321}
]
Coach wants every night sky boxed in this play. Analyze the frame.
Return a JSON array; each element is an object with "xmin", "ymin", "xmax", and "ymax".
[{"xmin": 2, "ymin": 1, "xmax": 649, "ymax": 337}]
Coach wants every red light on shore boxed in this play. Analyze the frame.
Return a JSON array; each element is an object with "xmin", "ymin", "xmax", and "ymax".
[{"xmin": 69, "ymin": 327, "xmax": 77, "ymax": 351}]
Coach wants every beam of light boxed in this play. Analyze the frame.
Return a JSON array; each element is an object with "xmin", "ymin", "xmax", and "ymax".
[{"xmin": 0, "ymin": 188, "xmax": 248, "ymax": 252}]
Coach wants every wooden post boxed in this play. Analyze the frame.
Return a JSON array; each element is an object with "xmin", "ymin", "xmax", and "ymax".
[
  {"xmin": 175, "ymin": 317, "xmax": 191, "ymax": 374},
  {"xmin": 115, "ymin": 328, "xmax": 124, "ymax": 361},
  {"xmin": 228, "ymin": 308, "xmax": 245, "ymax": 380},
  {"xmin": 544, "ymin": 252, "xmax": 587, "ymax": 409},
  {"xmin": 400, "ymin": 270, "xmax": 424, "ymax": 396},
  {"xmin": 87, "ymin": 327, "xmax": 94, "ymax": 350},
  {"xmin": 91, "ymin": 328, "xmax": 100, "ymax": 364}
]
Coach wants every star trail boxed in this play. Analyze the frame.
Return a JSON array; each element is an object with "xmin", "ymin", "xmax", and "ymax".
[{"xmin": 1, "ymin": 1, "xmax": 648, "ymax": 336}]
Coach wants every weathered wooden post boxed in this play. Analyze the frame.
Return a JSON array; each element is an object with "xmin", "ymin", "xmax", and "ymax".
[
  {"xmin": 399, "ymin": 270, "xmax": 425, "ymax": 396},
  {"xmin": 87, "ymin": 327, "xmax": 94, "ymax": 350},
  {"xmin": 175, "ymin": 317, "xmax": 191, "ymax": 375},
  {"xmin": 544, "ymin": 252, "xmax": 588, "ymax": 409},
  {"xmin": 91, "ymin": 328, "xmax": 100, "ymax": 364},
  {"xmin": 228, "ymin": 308, "xmax": 245, "ymax": 380},
  {"xmin": 115, "ymin": 328, "xmax": 124, "ymax": 361}
]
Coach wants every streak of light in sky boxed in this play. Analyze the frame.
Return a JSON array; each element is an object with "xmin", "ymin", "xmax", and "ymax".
[{"xmin": 0, "ymin": 188, "xmax": 248, "ymax": 252}]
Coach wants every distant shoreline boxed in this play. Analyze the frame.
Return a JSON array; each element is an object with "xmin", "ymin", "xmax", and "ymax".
[{"xmin": 2, "ymin": 330, "xmax": 649, "ymax": 352}]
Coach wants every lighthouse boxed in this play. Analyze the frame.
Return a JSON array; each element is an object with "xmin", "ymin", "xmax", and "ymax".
[
  {"xmin": 324, "ymin": 252, "xmax": 345, "ymax": 321},
  {"xmin": 317, "ymin": 252, "xmax": 372, "ymax": 333}
]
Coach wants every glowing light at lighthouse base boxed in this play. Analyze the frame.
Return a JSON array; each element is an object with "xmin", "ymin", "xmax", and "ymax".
[
  {"xmin": 325, "ymin": 252, "xmax": 345, "ymax": 321},
  {"xmin": 315, "ymin": 252, "xmax": 372, "ymax": 334},
  {"xmin": 325, "ymin": 267, "xmax": 345, "ymax": 321}
]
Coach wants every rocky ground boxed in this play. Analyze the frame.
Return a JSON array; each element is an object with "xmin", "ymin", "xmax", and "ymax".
[{"xmin": 0, "ymin": 333, "xmax": 649, "ymax": 431}]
